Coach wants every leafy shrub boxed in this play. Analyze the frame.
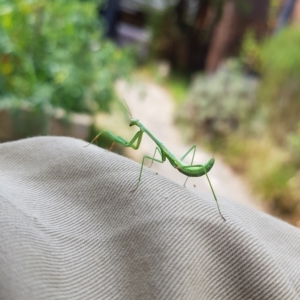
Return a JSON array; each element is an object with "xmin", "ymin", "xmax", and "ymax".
[
  {"xmin": 245, "ymin": 139, "xmax": 297, "ymax": 214},
  {"xmin": 0, "ymin": 0, "xmax": 134, "ymax": 113},
  {"xmin": 240, "ymin": 30, "xmax": 262, "ymax": 73},
  {"xmin": 176, "ymin": 59, "xmax": 258, "ymax": 143},
  {"xmin": 288, "ymin": 123, "xmax": 300, "ymax": 167},
  {"xmin": 241, "ymin": 27, "xmax": 300, "ymax": 142},
  {"xmin": 258, "ymin": 27, "xmax": 300, "ymax": 144}
]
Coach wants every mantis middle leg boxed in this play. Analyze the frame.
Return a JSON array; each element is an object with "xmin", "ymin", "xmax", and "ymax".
[
  {"xmin": 131, "ymin": 148, "xmax": 166, "ymax": 192},
  {"xmin": 179, "ymin": 163, "xmax": 225, "ymax": 221},
  {"xmin": 149, "ymin": 147, "xmax": 162, "ymax": 168}
]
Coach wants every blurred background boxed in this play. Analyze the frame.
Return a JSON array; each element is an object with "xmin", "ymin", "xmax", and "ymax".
[{"xmin": 1, "ymin": 0, "xmax": 300, "ymax": 226}]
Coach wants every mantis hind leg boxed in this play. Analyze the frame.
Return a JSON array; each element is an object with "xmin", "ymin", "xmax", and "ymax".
[
  {"xmin": 179, "ymin": 148, "xmax": 225, "ymax": 221},
  {"xmin": 202, "ymin": 165, "xmax": 226, "ymax": 221},
  {"xmin": 180, "ymin": 145, "xmax": 197, "ymax": 186}
]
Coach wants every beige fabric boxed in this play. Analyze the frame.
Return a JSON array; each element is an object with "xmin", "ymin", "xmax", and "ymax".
[{"xmin": 0, "ymin": 136, "xmax": 300, "ymax": 300}]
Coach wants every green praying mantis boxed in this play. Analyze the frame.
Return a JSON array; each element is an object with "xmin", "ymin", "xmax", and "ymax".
[{"xmin": 86, "ymin": 103, "xmax": 226, "ymax": 221}]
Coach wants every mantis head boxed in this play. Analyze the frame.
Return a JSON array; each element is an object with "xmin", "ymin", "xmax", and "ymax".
[{"xmin": 129, "ymin": 118, "xmax": 139, "ymax": 127}]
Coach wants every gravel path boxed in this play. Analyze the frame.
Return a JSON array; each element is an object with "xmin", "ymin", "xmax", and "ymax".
[{"xmin": 116, "ymin": 79, "xmax": 264, "ymax": 211}]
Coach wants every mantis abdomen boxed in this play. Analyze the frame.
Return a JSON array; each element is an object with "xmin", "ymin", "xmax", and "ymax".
[{"xmin": 176, "ymin": 157, "xmax": 215, "ymax": 177}]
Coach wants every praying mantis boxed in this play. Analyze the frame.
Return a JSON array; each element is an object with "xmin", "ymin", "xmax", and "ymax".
[{"xmin": 87, "ymin": 104, "xmax": 226, "ymax": 221}]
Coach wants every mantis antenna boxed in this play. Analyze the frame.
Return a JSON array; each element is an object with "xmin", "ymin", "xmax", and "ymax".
[{"xmin": 122, "ymin": 98, "xmax": 133, "ymax": 119}]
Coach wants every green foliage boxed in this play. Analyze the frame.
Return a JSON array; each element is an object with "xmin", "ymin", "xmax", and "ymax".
[
  {"xmin": 261, "ymin": 27, "xmax": 300, "ymax": 76},
  {"xmin": 241, "ymin": 27, "xmax": 300, "ymax": 139},
  {"xmin": 0, "ymin": 0, "xmax": 134, "ymax": 113},
  {"xmin": 224, "ymin": 30, "xmax": 300, "ymax": 223},
  {"xmin": 223, "ymin": 136, "xmax": 299, "ymax": 216},
  {"xmin": 176, "ymin": 59, "xmax": 258, "ymax": 142},
  {"xmin": 258, "ymin": 27, "xmax": 300, "ymax": 143},
  {"xmin": 240, "ymin": 30, "xmax": 262, "ymax": 73},
  {"xmin": 288, "ymin": 123, "xmax": 300, "ymax": 167}
]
